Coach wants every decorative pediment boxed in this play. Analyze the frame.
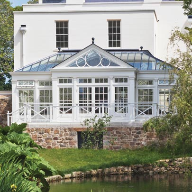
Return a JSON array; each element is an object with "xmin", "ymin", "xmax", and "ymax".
[
  {"xmin": 68, "ymin": 49, "xmax": 120, "ymax": 67},
  {"xmin": 54, "ymin": 44, "xmax": 134, "ymax": 70}
]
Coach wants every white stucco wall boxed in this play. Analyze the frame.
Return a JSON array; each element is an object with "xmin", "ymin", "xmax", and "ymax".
[{"xmin": 14, "ymin": 1, "xmax": 188, "ymax": 70}]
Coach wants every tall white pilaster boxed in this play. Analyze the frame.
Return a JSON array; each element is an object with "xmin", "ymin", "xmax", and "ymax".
[
  {"xmin": 52, "ymin": 78, "xmax": 58, "ymax": 122},
  {"xmin": 129, "ymin": 76, "xmax": 135, "ymax": 121}
]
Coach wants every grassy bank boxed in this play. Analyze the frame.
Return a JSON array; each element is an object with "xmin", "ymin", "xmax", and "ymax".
[{"xmin": 39, "ymin": 148, "xmax": 175, "ymax": 175}]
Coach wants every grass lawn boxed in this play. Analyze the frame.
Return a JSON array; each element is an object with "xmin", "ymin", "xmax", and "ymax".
[{"xmin": 38, "ymin": 148, "xmax": 173, "ymax": 175}]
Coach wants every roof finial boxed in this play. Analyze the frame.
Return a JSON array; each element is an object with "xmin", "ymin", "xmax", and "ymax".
[
  {"xmin": 140, "ymin": 46, "xmax": 143, "ymax": 51},
  {"xmin": 92, "ymin": 37, "xmax": 95, "ymax": 44}
]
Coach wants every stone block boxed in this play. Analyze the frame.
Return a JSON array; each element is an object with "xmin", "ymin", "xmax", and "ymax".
[
  {"xmin": 45, "ymin": 138, "xmax": 52, "ymax": 143},
  {"xmin": 45, "ymin": 129, "xmax": 51, "ymax": 134},
  {"xmin": 97, "ymin": 169, "xmax": 103, "ymax": 175},
  {"xmin": 85, "ymin": 171, "xmax": 91, "ymax": 177},
  {"xmin": 60, "ymin": 144, "xmax": 67, "ymax": 148},
  {"xmin": 54, "ymin": 129, "xmax": 60, "ymax": 134},
  {"xmin": 64, "ymin": 174, "xmax": 72, "ymax": 179},
  {"xmin": 91, "ymin": 170, "xmax": 97, "ymax": 176}
]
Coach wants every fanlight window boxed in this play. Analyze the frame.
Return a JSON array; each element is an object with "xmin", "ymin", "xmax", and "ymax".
[{"xmin": 68, "ymin": 50, "xmax": 120, "ymax": 67}]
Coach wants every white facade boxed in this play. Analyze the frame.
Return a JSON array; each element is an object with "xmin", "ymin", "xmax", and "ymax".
[
  {"xmin": 14, "ymin": 0, "xmax": 188, "ymax": 70},
  {"xmin": 10, "ymin": 0, "xmax": 187, "ymax": 125}
]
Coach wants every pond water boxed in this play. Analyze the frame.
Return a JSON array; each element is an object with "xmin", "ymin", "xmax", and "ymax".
[{"xmin": 50, "ymin": 174, "xmax": 192, "ymax": 192}]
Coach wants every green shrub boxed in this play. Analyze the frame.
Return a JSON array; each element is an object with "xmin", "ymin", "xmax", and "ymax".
[
  {"xmin": 81, "ymin": 115, "xmax": 112, "ymax": 149},
  {"xmin": 144, "ymin": 113, "xmax": 192, "ymax": 155},
  {"xmin": 0, "ymin": 123, "xmax": 56, "ymax": 192}
]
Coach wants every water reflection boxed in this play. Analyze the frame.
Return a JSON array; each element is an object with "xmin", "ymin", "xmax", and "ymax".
[{"xmin": 50, "ymin": 174, "xmax": 192, "ymax": 192}]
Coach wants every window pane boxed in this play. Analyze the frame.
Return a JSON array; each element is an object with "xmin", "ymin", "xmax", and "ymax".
[
  {"xmin": 108, "ymin": 20, "xmax": 121, "ymax": 48},
  {"xmin": 56, "ymin": 21, "xmax": 68, "ymax": 48},
  {"xmin": 117, "ymin": 41, "xmax": 120, "ymax": 47}
]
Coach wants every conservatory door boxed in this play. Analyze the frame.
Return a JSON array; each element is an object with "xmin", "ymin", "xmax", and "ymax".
[
  {"xmin": 114, "ymin": 87, "xmax": 128, "ymax": 114},
  {"xmin": 58, "ymin": 87, "xmax": 73, "ymax": 122},
  {"xmin": 79, "ymin": 86, "xmax": 108, "ymax": 117},
  {"xmin": 137, "ymin": 88, "xmax": 153, "ymax": 118},
  {"xmin": 158, "ymin": 88, "xmax": 172, "ymax": 115}
]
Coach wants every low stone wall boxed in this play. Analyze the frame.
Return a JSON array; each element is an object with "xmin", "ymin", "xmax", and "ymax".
[
  {"xmin": 26, "ymin": 126, "xmax": 157, "ymax": 149},
  {"xmin": 46, "ymin": 157, "xmax": 192, "ymax": 182},
  {"xmin": 0, "ymin": 92, "xmax": 12, "ymax": 126}
]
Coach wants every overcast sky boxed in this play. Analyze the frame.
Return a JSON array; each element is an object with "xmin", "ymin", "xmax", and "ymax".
[{"xmin": 9, "ymin": 0, "xmax": 29, "ymax": 7}]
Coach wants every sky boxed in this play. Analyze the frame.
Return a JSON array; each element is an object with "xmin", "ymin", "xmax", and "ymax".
[{"xmin": 9, "ymin": 0, "xmax": 29, "ymax": 7}]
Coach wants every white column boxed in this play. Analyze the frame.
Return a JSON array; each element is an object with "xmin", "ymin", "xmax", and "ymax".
[
  {"xmin": 39, "ymin": 0, "xmax": 43, "ymax": 4},
  {"xmin": 73, "ymin": 77, "xmax": 78, "ymax": 122},
  {"xmin": 52, "ymin": 78, "xmax": 58, "ymax": 122},
  {"xmin": 34, "ymin": 80, "xmax": 39, "ymax": 120},
  {"xmin": 109, "ymin": 76, "xmax": 114, "ymax": 116},
  {"xmin": 153, "ymin": 78, "xmax": 158, "ymax": 116},
  {"xmin": 34, "ymin": 80, "xmax": 39, "ymax": 103},
  {"xmin": 11, "ymin": 80, "xmax": 18, "ymax": 123},
  {"xmin": 129, "ymin": 76, "xmax": 135, "ymax": 121}
]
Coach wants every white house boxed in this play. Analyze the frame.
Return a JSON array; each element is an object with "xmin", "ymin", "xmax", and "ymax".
[{"xmin": 9, "ymin": 0, "xmax": 189, "ymax": 127}]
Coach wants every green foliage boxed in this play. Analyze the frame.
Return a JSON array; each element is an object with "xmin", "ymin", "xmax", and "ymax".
[
  {"xmin": 144, "ymin": 115, "xmax": 180, "ymax": 140},
  {"xmin": 81, "ymin": 115, "xmax": 112, "ymax": 149},
  {"xmin": 0, "ymin": 158, "xmax": 41, "ymax": 192},
  {"xmin": 182, "ymin": 0, "xmax": 192, "ymax": 15},
  {"xmin": 144, "ymin": 26, "xmax": 192, "ymax": 155},
  {"xmin": 28, "ymin": 0, "xmax": 39, "ymax": 4},
  {"xmin": 0, "ymin": 0, "xmax": 14, "ymax": 90},
  {"xmin": 13, "ymin": 6, "xmax": 23, "ymax": 11},
  {"xmin": 0, "ymin": 123, "xmax": 56, "ymax": 192}
]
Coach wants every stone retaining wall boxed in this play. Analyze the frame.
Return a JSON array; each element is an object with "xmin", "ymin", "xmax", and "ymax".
[
  {"xmin": 27, "ymin": 127, "xmax": 78, "ymax": 148},
  {"xmin": 104, "ymin": 127, "xmax": 156, "ymax": 150},
  {"xmin": 46, "ymin": 157, "xmax": 192, "ymax": 182},
  {"xmin": 0, "ymin": 92, "xmax": 12, "ymax": 126},
  {"xmin": 26, "ymin": 126, "xmax": 157, "ymax": 149}
]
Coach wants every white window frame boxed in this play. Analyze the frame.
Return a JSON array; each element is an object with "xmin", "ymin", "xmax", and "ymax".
[
  {"xmin": 56, "ymin": 20, "xmax": 68, "ymax": 48},
  {"xmin": 158, "ymin": 79, "xmax": 176, "ymax": 85},
  {"xmin": 59, "ymin": 78, "xmax": 73, "ymax": 84},
  {"xmin": 39, "ymin": 81, "xmax": 52, "ymax": 87},
  {"xmin": 108, "ymin": 20, "xmax": 121, "ymax": 48},
  {"xmin": 115, "ymin": 86, "xmax": 128, "ymax": 113},
  {"xmin": 17, "ymin": 80, "xmax": 35, "ymax": 87},
  {"xmin": 114, "ymin": 77, "xmax": 129, "ymax": 84},
  {"xmin": 137, "ymin": 80, "xmax": 154, "ymax": 86}
]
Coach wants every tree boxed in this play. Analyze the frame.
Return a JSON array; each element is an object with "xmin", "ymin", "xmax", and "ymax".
[
  {"xmin": 144, "ymin": 27, "xmax": 192, "ymax": 154},
  {"xmin": 0, "ymin": 0, "xmax": 14, "ymax": 90},
  {"xmin": 28, "ymin": 0, "xmax": 39, "ymax": 4},
  {"xmin": 13, "ymin": 6, "xmax": 23, "ymax": 11},
  {"xmin": 183, "ymin": 0, "xmax": 192, "ymax": 15}
]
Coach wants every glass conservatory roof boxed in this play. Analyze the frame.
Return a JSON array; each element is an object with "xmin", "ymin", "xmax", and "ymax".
[
  {"xmin": 110, "ymin": 51, "xmax": 172, "ymax": 70},
  {"xmin": 16, "ymin": 49, "xmax": 172, "ymax": 72},
  {"xmin": 16, "ymin": 52, "xmax": 76, "ymax": 72}
]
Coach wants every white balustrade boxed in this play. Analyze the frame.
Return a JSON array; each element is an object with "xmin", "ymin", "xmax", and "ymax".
[{"xmin": 7, "ymin": 102, "xmax": 171, "ymax": 125}]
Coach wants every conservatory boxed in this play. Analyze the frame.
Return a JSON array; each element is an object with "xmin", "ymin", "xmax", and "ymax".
[{"xmin": 9, "ymin": 43, "xmax": 175, "ymax": 125}]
